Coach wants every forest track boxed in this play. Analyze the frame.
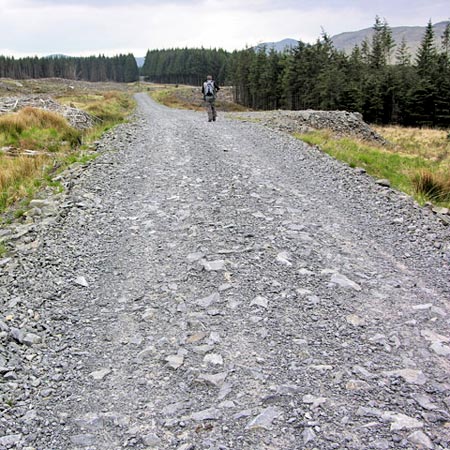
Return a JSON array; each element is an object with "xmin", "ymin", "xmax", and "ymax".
[{"xmin": 1, "ymin": 93, "xmax": 449, "ymax": 450}]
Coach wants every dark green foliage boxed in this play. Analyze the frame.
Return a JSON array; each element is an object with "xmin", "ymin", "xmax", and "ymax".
[
  {"xmin": 229, "ymin": 17, "xmax": 450, "ymax": 127},
  {"xmin": 369, "ymin": 16, "xmax": 395, "ymax": 68},
  {"xmin": 231, "ymin": 48, "xmax": 254, "ymax": 107},
  {"xmin": 0, "ymin": 53, "xmax": 139, "ymax": 82},
  {"xmin": 141, "ymin": 48, "xmax": 230, "ymax": 85}
]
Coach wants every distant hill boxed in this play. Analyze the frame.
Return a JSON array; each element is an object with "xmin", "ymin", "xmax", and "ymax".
[
  {"xmin": 256, "ymin": 21, "xmax": 449, "ymax": 59},
  {"xmin": 255, "ymin": 38, "xmax": 298, "ymax": 53},
  {"xmin": 331, "ymin": 21, "xmax": 449, "ymax": 58}
]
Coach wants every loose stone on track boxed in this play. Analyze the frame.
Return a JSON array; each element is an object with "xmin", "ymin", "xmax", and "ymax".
[{"xmin": 0, "ymin": 93, "xmax": 449, "ymax": 449}]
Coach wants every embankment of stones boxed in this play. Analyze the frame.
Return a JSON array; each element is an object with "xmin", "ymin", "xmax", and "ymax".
[{"xmin": 229, "ymin": 109, "xmax": 386, "ymax": 144}]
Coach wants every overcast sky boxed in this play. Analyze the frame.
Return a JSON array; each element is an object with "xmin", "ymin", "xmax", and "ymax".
[{"xmin": 0, "ymin": 0, "xmax": 448, "ymax": 57}]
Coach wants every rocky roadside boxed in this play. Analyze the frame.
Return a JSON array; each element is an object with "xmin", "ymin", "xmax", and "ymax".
[
  {"xmin": 226, "ymin": 109, "xmax": 387, "ymax": 144},
  {"xmin": 225, "ymin": 108, "xmax": 450, "ymax": 227},
  {"xmin": 0, "ymin": 121, "xmax": 140, "ymax": 449},
  {"xmin": 0, "ymin": 93, "xmax": 449, "ymax": 449}
]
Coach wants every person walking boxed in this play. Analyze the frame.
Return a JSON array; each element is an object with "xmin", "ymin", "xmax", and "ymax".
[{"xmin": 202, "ymin": 75, "xmax": 220, "ymax": 122}]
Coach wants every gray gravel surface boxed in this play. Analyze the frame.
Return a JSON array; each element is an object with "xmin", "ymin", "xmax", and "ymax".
[{"xmin": 1, "ymin": 93, "xmax": 450, "ymax": 450}]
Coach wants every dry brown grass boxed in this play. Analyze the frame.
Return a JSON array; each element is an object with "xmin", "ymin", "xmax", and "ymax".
[
  {"xmin": 57, "ymin": 91, "xmax": 135, "ymax": 123},
  {"xmin": 0, "ymin": 107, "xmax": 71, "ymax": 135},
  {"xmin": 0, "ymin": 107, "xmax": 81, "ymax": 153},
  {"xmin": 0, "ymin": 154, "xmax": 48, "ymax": 185},
  {"xmin": 0, "ymin": 107, "xmax": 78, "ymax": 212},
  {"xmin": 374, "ymin": 125, "xmax": 450, "ymax": 205},
  {"xmin": 373, "ymin": 125, "xmax": 450, "ymax": 163},
  {"xmin": 0, "ymin": 154, "xmax": 50, "ymax": 206},
  {"xmin": 149, "ymin": 88, "xmax": 203, "ymax": 111},
  {"xmin": 300, "ymin": 126, "xmax": 450, "ymax": 207}
]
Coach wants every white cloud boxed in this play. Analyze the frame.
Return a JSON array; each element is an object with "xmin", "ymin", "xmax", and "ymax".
[{"xmin": 0, "ymin": 0, "xmax": 448, "ymax": 57}]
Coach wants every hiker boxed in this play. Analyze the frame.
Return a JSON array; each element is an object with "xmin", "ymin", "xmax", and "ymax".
[{"xmin": 202, "ymin": 75, "xmax": 220, "ymax": 122}]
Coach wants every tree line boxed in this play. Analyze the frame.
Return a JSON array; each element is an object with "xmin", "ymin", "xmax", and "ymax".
[
  {"xmin": 0, "ymin": 54, "xmax": 139, "ymax": 82},
  {"xmin": 232, "ymin": 18, "xmax": 450, "ymax": 127},
  {"xmin": 141, "ymin": 48, "xmax": 230, "ymax": 86}
]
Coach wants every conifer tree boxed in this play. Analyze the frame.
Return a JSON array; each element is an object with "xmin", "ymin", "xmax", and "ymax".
[
  {"xmin": 364, "ymin": 16, "xmax": 394, "ymax": 69},
  {"xmin": 124, "ymin": 53, "xmax": 139, "ymax": 82},
  {"xmin": 436, "ymin": 22, "xmax": 450, "ymax": 125},
  {"xmin": 396, "ymin": 37, "xmax": 411, "ymax": 66},
  {"xmin": 412, "ymin": 20, "xmax": 439, "ymax": 125}
]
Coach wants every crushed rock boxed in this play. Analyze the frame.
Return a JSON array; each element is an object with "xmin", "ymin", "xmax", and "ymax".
[{"xmin": 228, "ymin": 109, "xmax": 387, "ymax": 143}]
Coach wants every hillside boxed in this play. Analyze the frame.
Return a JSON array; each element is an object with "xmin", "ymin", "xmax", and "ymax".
[
  {"xmin": 255, "ymin": 38, "xmax": 298, "ymax": 52},
  {"xmin": 332, "ymin": 21, "xmax": 449, "ymax": 58}
]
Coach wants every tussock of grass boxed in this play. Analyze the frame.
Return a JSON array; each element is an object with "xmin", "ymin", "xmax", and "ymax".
[
  {"xmin": 0, "ymin": 107, "xmax": 81, "ymax": 151},
  {"xmin": 412, "ymin": 170, "xmax": 450, "ymax": 203},
  {"xmin": 297, "ymin": 129, "xmax": 450, "ymax": 207},
  {"xmin": 0, "ymin": 107, "xmax": 66, "ymax": 133},
  {"xmin": 0, "ymin": 107, "xmax": 81, "ymax": 212}
]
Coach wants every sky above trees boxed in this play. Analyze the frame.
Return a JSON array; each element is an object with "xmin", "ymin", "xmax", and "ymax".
[{"xmin": 0, "ymin": 0, "xmax": 448, "ymax": 57}]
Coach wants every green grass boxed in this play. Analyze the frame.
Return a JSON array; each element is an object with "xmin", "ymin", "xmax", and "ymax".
[
  {"xmin": 59, "ymin": 91, "xmax": 135, "ymax": 143},
  {"xmin": 13, "ymin": 208, "xmax": 26, "ymax": 219},
  {"xmin": 0, "ymin": 242, "xmax": 7, "ymax": 257},
  {"xmin": 0, "ymin": 107, "xmax": 81, "ymax": 152},
  {"xmin": 227, "ymin": 115, "xmax": 261, "ymax": 123},
  {"xmin": 297, "ymin": 130, "xmax": 450, "ymax": 207},
  {"xmin": 58, "ymin": 91, "xmax": 135, "ymax": 123},
  {"xmin": 65, "ymin": 152, "xmax": 99, "ymax": 165}
]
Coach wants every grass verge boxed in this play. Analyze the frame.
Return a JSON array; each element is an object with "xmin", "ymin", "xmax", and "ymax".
[
  {"xmin": 0, "ymin": 90, "xmax": 135, "ymax": 216},
  {"xmin": 58, "ymin": 91, "xmax": 136, "ymax": 141},
  {"xmin": 149, "ymin": 87, "xmax": 203, "ymax": 111},
  {"xmin": 297, "ymin": 128, "xmax": 450, "ymax": 207},
  {"xmin": 148, "ymin": 85, "xmax": 248, "ymax": 112}
]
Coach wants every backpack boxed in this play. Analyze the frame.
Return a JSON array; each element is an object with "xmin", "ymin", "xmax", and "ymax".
[{"xmin": 204, "ymin": 80, "xmax": 215, "ymax": 97}]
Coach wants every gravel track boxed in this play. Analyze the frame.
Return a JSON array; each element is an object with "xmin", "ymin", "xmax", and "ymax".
[{"xmin": 1, "ymin": 93, "xmax": 450, "ymax": 450}]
